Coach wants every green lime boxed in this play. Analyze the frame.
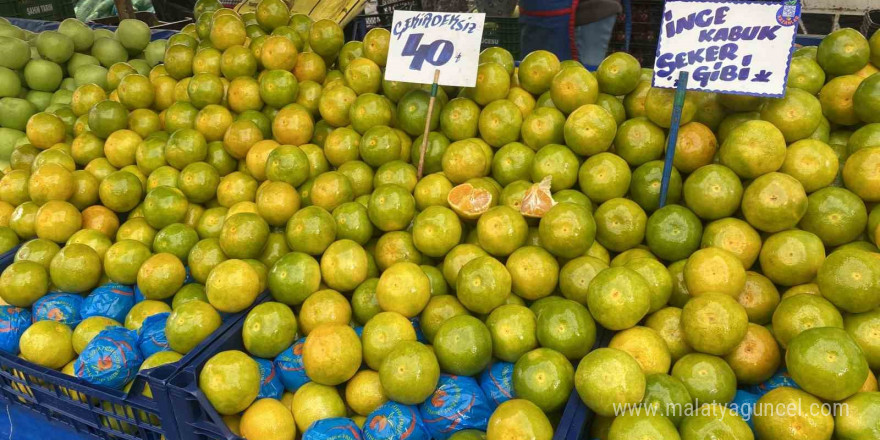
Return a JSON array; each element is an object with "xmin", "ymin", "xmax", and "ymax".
[
  {"xmin": 378, "ymin": 341, "xmax": 440, "ymax": 405},
  {"xmin": 455, "ymin": 256, "xmax": 511, "ymax": 314},
  {"xmin": 753, "ymin": 387, "xmax": 834, "ymax": 440},
  {"xmin": 166, "ymin": 300, "xmax": 221, "ymax": 354},
  {"xmin": 575, "ymin": 348, "xmax": 646, "ymax": 417},
  {"xmin": 723, "ymin": 323, "xmax": 781, "ymax": 385},
  {"xmin": 412, "ymin": 206, "xmax": 462, "ymax": 258},
  {"xmin": 433, "ymin": 315, "xmax": 492, "ymax": 376},
  {"xmin": 671, "ymin": 353, "xmax": 736, "ymax": 404},
  {"xmin": 199, "ymin": 350, "xmax": 260, "ymax": 415},
  {"xmin": 487, "ymin": 400, "xmax": 552, "ymax": 440},
  {"xmin": 513, "ymin": 348, "xmax": 574, "ymax": 412},
  {"xmin": 536, "ymin": 299, "xmax": 596, "ymax": 360},
  {"xmin": 587, "ymin": 267, "xmax": 651, "ymax": 330},
  {"xmin": 645, "ymin": 205, "xmax": 702, "ymax": 262},
  {"xmin": 376, "ymin": 262, "xmax": 430, "ymax": 318},
  {"xmin": 20, "ymin": 320, "xmax": 75, "ymax": 369},
  {"xmin": 680, "ymin": 404, "xmax": 753, "ymax": 440},
  {"xmin": 506, "ymin": 246, "xmax": 558, "ymax": 301},
  {"xmin": 681, "ymin": 293, "xmax": 749, "ymax": 355},
  {"xmin": 206, "ymin": 259, "xmax": 261, "ymax": 313},
  {"xmin": 242, "ymin": 301, "xmax": 296, "ymax": 358},
  {"xmin": 486, "ymin": 304, "xmax": 537, "ymax": 362},
  {"xmin": 786, "ymin": 327, "xmax": 869, "ymax": 401},
  {"xmin": 682, "ymin": 164, "xmax": 742, "ymax": 220},
  {"xmin": 302, "ymin": 323, "xmax": 361, "ymax": 385}
]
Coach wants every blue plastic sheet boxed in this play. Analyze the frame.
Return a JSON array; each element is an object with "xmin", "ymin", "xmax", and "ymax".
[
  {"xmin": 419, "ymin": 375, "xmax": 491, "ymax": 440},
  {"xmin": 74, "ymin": 326, "xmax": 144, "ymax": 390},
  {"xmin": 303, "ymin": 417, "xmax": 363, "ymax": 440},
  {"xmin": 274, "ymin": 338, "xmax": 310, "ymax": 392},
  {"xmin": 255, "ymin": 357, "xmax": 284, "ymax": 400},
  {"xmin": 478, "ymin": 361, "xmax": 513, "ymax": 408},
  {"xmin": 363, "ymin": 401, "xmax": 430, "ymax": 440},
  {"xmin": 81, "ymin": 283, "xmax": 135, "ymax": 323},
  {"xmin": 0, "ymin": 400, "xmax": 92, "ymax": 440},
  {"xmin": 0, "ymin": 307, "xmax": 31, "ymax": 354},
  {"xmin": 32, "ymin": 293, "xmax": 83, "ymax": 327},
  {"xmin": 137, "ymin": 312, "xmax": 170, "ymax": 358}
]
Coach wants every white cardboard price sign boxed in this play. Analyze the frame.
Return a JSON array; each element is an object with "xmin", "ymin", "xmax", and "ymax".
[
  {"xmin": 653, "ymin": 0, "xmax": 801, "ymax": 97},
  {"xmin": 384, "ymin": 11, "xmax": 486, "ymax": 88}
]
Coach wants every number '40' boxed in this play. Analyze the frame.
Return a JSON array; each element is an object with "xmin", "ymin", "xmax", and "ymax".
[{"xmin": 401, "ymin": 33, "xmax": 454, "ymax": 70}]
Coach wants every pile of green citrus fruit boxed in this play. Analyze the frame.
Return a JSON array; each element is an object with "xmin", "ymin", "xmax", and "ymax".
[{"xmin": 0, "ymin": 1, "xmax": 879, "ymax": 439}]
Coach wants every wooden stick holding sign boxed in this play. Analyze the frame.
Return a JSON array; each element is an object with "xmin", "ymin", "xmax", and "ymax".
[
  {"xmin": 385, "ymin": 11, "xmax": 486, "ymax": 179},
  {"xmin": 417, "ymin": 69, "xmax": 441, "ymax": 179},
  {"xmin": 659, "ymin": 71, "xmax": 689, "ymax": 208}
]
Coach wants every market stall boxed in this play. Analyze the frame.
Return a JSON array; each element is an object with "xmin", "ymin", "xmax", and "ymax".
[{"xmin": 1, "ymin": 1, "xmax": 880, "ymax": 439}]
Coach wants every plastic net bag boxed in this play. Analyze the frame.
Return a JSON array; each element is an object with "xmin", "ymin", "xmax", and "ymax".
[
  {"xmin": 81, "ymin": 283, "xmax": 135, "ymax": 323},
  {"xmin": 274, "ymin": 337, "xmax": 310, "ymax": 392},
  {"xmin": 255, "ymin": 357, "xmax": 284, "ymax": 399},
  {"xmin": 364, "ymin": 401, "xmax": 430, "ymax": 440},
  {"xmin": 419, "ymin": 374, "xmax": 491, "ymax": 439},
  {"xmin": 137, "ymin": 312, "xmax": 171, "ymax": 358},
  {"xmin": 75, "ymin": 326, "xmax": 144, "ymax": 389},
  {"xmin": 0, "ymin": 306, "xmax": 31, "ymax": 353},
  {"xmin": 478, "ymin": 361, "xmax": 513, "ymax": 408},
  {"xmin": 32, "ymin": 292, "xmax": 83, "ymax": 327},
  {"xmin": 303, "ymin": 417, "xmax": 363, "ymax": 440}
]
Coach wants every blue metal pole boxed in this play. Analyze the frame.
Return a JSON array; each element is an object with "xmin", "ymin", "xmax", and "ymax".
[
  {"xmin": 659, "ymin": 71, "xmax": 689, "ymax": 208},
  {"xmin": 623, "ymin": 0, "xmax": 632, "ymax": 52}
]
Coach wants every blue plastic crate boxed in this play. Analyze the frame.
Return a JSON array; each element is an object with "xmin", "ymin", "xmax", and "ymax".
[
  {"xmin": 0, "ymin": 353, "xmax": 179, "ymax": 440},
  {"xmin": 0, "ymin": 244, "xmax": 21, "ymax": 268},
  {"xmin": 169, "ymin": 299, "xmax": 612, "ymax": 440},
  {"xmin": 552, "ymin": 328, "xmax": 613, "ymax": 440},
  {"xmin": 165, "ymin": 295, "xmax": 270, "ymax": 440},
  {"xmin": 166, "ymin": 293, "xmax": 271, "ymax": 440},
  {"xmin": 0, "ymin": 313, "xmax": 242, "ymax": 440},
  {"xmin": 0, "ymin": 242, "xmax": 260, "ymax": 440}
]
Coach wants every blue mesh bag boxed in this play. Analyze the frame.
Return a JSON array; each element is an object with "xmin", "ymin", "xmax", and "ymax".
[
  {"xmin": 746, "ymin": 368, "xmax": 799, "ymax": 397},
  {"xmin": 274, "ymin": 337, "xmax": 310, "ymax": 392},
  {"xmin": 0, "ymin": 306, "xmax": 31, "ymax": 353},
  {"xmin": 133, "ymin": 285, "xmax": 145, "ymax": 303},
  {"xmin": 137, "ymin": 312, "xmax": 170, "ymax": 358},
  {"xmin": 255, "ymin": 357, "xmax": 284, "ymax": 399},
  {"xmin": 419, "ymin": 374, "xmax": 491, "ymax": 439},
  {"xmin": 478, "ymin": 361, "xmax": 513, "ymax": 408},
  {"xmin": 74, "ymin": 326, "xmax": 144, "ymax": 389},
  {"xmin": 364, "ymin": 401, "xmax": 430, "ymax": 440},
  {"xmin": 81, "ymin": 283, "xmax": 135, "ymax": 323},
  {"xmin": 32, "ymin": 292, "xmax": 83, "ymax": 327},
  {"xmin": 303, "ymin": 417, "xmax": 363, "ymax": 440}
]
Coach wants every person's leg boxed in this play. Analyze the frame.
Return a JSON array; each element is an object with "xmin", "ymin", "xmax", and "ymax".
[{"xmin": 575, "ymin": 14, "xmax": 618, "ymax": 69}]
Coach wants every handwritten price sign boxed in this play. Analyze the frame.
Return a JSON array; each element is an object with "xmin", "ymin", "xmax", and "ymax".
[
  {"xmin": 653, "ymin": 0, "xmax": 800, "ymax": 97},
  {"xmin": 385, "ymin": 11, "xmax": 486, "ymax": 87}
]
